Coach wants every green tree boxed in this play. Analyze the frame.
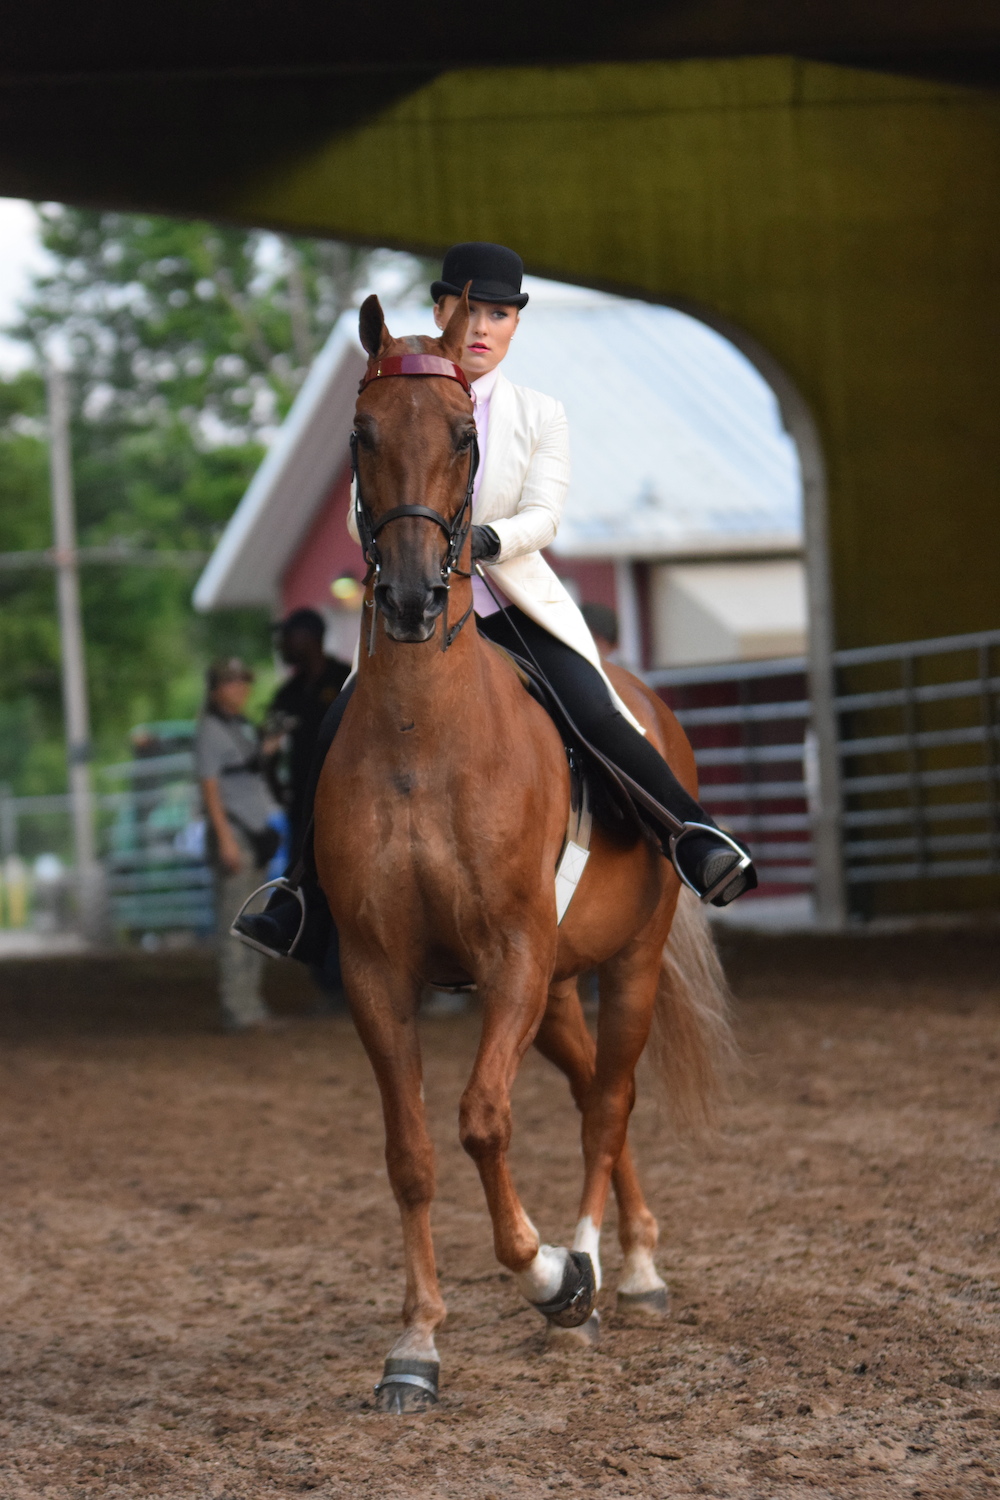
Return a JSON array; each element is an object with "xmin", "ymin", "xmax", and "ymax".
[
  {"xmin": 1, "ymin": 206, "xmax": 431, "ymax": 793},
  {"xmin": 0, "ymin": 370, "xmax": 62, "ymax": 793}
]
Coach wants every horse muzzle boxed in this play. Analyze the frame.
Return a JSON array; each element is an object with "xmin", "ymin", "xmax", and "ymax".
[{"xmin": 374, "ymin": 580, "xmax": 450, "ymax": 643}]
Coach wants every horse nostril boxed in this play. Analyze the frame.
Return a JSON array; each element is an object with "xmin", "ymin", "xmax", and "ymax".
[{"xmin": 374, "ymin": 580, "xmax": 447, "ymax": 632}]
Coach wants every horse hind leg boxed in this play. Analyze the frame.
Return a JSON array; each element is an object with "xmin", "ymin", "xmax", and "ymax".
[
  {"xmin": 571, "ymin": 947, "xmax": 673, "ymax": 1328},
  {"xmin": 345, "ymin": 960, "xmax": 446, "ymax": 1412},
  {"xmin": 613, "ymin": 1149, "xmax": 669, "ymax": 1319},
  {"xmin": 459, "ymin": 952, "xmax": 598, "ymax": 1336},
  {"xmin": 619, "ymin": 886, "xmax": 735, "ymax": 1318},
  {"xmin": 534, "ymin": 978, "xmax": 667, "ymax": 1342}
]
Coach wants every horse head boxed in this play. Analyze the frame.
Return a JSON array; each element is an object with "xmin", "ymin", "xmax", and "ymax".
[{"xmin": 354, "ymin": 290, "xmax": 478, "ymax": 645}]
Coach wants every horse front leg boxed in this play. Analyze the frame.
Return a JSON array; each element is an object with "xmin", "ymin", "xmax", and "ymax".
[
  {"xmin": 459, "ymin": 943, "xmax": 598, "ymax": 1332},
  {"xmin": 342, "ymin": 951, "xmax": 445, "ymax": 1412},
  {"xmin": 535, "ymin": 979, "xmax": 667, "ymax": 1346}
]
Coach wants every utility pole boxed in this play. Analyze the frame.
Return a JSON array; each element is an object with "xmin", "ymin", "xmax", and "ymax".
[{"xmin": 47, "ymin": 365, "xmax": 103, "ymax": 940}]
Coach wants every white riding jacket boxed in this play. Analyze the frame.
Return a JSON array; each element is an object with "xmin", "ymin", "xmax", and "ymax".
[{"xmin": 349, "ymin": 367, "xmax": 644, "ymax": 734}]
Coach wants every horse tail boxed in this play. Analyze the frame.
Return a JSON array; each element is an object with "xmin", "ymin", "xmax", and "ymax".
[{"xmin": 646, "ymin": 887, "xmax": 736, "ymax": 1135}]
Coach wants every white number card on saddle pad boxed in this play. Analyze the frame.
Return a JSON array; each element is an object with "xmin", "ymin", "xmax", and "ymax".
[{"xmin": 555, "ymin": 782, "xmax": 593, "ymax": 924}]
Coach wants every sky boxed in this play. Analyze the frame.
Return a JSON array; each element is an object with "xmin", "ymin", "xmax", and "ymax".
[{"xmin": 0, "ymin": 198, "xmax": 51, "ymax": 372}]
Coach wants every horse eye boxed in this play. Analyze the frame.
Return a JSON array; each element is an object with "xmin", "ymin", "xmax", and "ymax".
[{"xmin": 456, "ymin": 428, "xmax": 475, "ymax": 451}]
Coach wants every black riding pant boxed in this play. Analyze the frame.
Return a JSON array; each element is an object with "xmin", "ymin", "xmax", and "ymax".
[{"xmin": 476, "ymin": 607, "xmax": 708, "ymax": 831}]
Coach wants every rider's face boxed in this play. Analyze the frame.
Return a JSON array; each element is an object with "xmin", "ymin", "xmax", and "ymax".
[{"xmin": 433, "ymin": 297, "xmax": 519, "ymax": 381}]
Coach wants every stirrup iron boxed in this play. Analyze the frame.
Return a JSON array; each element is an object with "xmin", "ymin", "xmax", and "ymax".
[
  {"xmin": 668, "ymin": 822, "xmax": 752, "ymax": 906},
  {"xmin": 229, "ymin": 877, "xmax": 307, "ymax": 958}
]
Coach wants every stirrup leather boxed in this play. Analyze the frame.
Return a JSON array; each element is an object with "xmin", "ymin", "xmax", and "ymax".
[
  {"xmin": 668, "ymin": 822, "xmax": 752, "ymax": 906},
  {"xmin": 229, "ymin": 877, "xmax": 307, "ymax": 958}
]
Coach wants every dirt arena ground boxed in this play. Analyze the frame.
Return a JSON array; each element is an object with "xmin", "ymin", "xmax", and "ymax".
[{"xmin": 0, "ymin": 927, "xmax": 998, "ymax": 1500}]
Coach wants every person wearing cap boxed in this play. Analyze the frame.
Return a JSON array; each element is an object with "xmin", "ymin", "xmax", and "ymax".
[
  {"xmin": 196, "ymin": 658, "xmax": 280, "ymax": 1030},
  {"xmin": 234, "ymin": 243, "xmax": 756, "ymax": 961},
  {"xmin": 266, "ymin": 609, "xmax": 351, "ymax": 856}
]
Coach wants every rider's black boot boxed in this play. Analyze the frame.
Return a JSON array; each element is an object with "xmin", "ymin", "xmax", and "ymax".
[
  {"xmin": 233, "ymin": 889, "xmax": 300, "ymax": 958},
  {"xmin": 233, "ymin": 681, "xmax": 356, "ymax": 962},
  {"xmin": 669, "ymin": 828, "xmax": 758, "ymax": 907},
  {"xmin": 233, "ymin": 877, "xmax": 334, "ymax": 963}
]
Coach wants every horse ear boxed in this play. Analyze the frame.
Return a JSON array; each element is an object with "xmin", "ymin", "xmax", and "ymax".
[
  {"xmin": 439, "ymin": 282, "xmax": 471, "ymax": 360},
  {"xmin": 359, "ymin": 295, "xmax": 390, "ymax": 358}
]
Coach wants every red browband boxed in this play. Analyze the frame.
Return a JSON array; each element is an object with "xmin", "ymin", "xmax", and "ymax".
[{"xmin": 359, "ymin": 353, "xmax": 472, "ymax": 397}]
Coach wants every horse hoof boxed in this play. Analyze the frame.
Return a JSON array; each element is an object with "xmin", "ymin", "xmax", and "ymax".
[
  {"xmin": 546, "ymin": 1310, "xmax": 600, "ymax": 1350},
  {"xmin": 532, "ymin": 1250, "xmax": 597, "ymax": 1328},
  {"xmin": 374, "ymin": 1358, "xmax": 439, "ymax": 1413},
  {"xmin": 617, "ymin": 1286, "xmax": 670, "ymax": 1320}
]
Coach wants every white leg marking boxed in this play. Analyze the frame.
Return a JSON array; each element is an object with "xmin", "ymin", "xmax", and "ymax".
[
  {"xmin": 618, "ymin": 1246, "xmax": 666, "ymax": 1296},
  {"xmin": 515, "ymin": 1243, "xmax": 569, "ymax": 1303},
  {"xmin": 573, "ymin": 1215, "xmax": 602, "ymax": 1291},
  {"xmin": 388, "ymin": 1328, "xmax": 440, "ymax": 1360}
]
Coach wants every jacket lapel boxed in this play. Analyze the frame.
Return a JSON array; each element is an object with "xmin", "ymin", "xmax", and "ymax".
[{"xmin": 475, "ymin": 371, "xmax": 516, "ymax": 522}]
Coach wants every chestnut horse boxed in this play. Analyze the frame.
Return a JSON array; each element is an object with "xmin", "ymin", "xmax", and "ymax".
[{"xmin": 314, "ymin": 291, "xmax": 732, "ymax": 1411}]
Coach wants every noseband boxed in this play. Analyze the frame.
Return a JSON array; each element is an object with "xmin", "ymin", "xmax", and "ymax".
[{"xmin": 351, "ymin": 354, "xmax": 480, "ymax": 655}]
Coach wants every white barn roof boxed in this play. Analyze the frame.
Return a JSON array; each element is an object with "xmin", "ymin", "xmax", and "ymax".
[{"xmin": 194, "ymin": 279, "xmax": 801, "ymax": 611}]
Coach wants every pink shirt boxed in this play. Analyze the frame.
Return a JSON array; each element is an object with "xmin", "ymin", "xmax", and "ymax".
[
  {"xmin": 471, "ymin": 365, "xmax": 499, "ymax": 511},
  {"xmin": 470, "ymin": 366, "xmax": 504, "ymax": 616}
]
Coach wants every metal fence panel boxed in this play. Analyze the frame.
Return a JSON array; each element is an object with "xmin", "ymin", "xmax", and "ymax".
[{"xmin": 831, "ymin": 628, "xmax": 1000, "ymax": 892}]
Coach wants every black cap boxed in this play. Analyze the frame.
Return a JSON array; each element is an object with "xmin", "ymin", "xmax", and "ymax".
[
  {"xmin": 431, "ymin": 242, "xmax": 528, "ymax": 309},
  {"xmin": 206, "ymin": 656, "xmax": 254, "ymax": 689},
  {"xmin": 278, "ymin": 607, "xmax": 326, "ymax": 640}
]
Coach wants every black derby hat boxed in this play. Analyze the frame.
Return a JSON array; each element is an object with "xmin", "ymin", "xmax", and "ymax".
[{"xmin": 431, "ymin": 242, "xmax": 528, "ymax": 309}]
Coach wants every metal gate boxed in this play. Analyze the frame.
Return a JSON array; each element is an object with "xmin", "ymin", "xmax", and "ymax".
[
  {"xmin": 835, "ymin": 628, "xmax": 1000, "ymax": 889},
  {"xmin": 646, "ymin": 625, "xmax": 1000, "ymax": 915}
]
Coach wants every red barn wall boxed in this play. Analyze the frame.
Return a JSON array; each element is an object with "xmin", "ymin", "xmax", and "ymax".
[
  {"xmin": 280, "ymin": 463, "xmax": 363, "ymax": 615},
  {"xmin": 545, "ymin": 557, "xmax": 617, "ymax": 611}
]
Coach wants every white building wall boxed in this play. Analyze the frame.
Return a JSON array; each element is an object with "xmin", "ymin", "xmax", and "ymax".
[{"xmin": 650, "ymin": 559, "xmax": 807, "ymax": 667}]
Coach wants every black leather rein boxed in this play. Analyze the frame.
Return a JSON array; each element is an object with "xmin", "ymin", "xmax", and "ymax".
[{"xmin": 350, "ymin": 353, "xmax": 480, "ymax": 655}]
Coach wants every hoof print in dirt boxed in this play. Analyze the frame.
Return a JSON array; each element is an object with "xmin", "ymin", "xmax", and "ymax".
[
  {"xmin": 533, "ymin": 1250, "xmax": 597, "ymax": 1328},
  {"xmin": 546, "ymin": 1310, "xmax": 601, "ymax": 1350},
  {"xmin": 374, "ymin": 1358, "xmax": 439, "ymax": 1413},
  {"xmin": 617, "ymin": 1286, "xmax": 669, "ymax": 1320}
]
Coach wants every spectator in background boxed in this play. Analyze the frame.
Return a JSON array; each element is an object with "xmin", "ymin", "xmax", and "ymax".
[
  {"xmin": 197, "ymin": 658, "xmax": 280, "ymax": 1033},
  {"xmin": 267, "ymin": 609, "xmax": 351, "ymax": 855},
  {"xmin": 265, "ymin": 609, "xmax": 351, "ymax": 1005},
  {"xmin": 580, "ymin": 602, "xmax": 619, "ymax": 664}
]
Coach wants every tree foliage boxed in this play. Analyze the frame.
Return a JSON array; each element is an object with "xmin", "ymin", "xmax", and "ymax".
[{"xmin": 0, "ymin": 206, "xmax": 430, "ymax": 793}]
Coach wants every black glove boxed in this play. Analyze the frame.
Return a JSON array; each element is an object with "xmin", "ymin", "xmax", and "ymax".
[{"xmin": 470, "ymin": 525, "xmax": 501, "ymax": 562}]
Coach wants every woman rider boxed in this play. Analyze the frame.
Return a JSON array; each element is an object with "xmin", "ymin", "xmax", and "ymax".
[{"xmin": 235, "ymin": 243, "xmax": 756, "ymax": 961}]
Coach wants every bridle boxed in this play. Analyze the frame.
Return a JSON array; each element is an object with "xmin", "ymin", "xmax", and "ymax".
[{"xmin": 351, "ymin": 353, "xmax": 480, "ymax": 655}]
